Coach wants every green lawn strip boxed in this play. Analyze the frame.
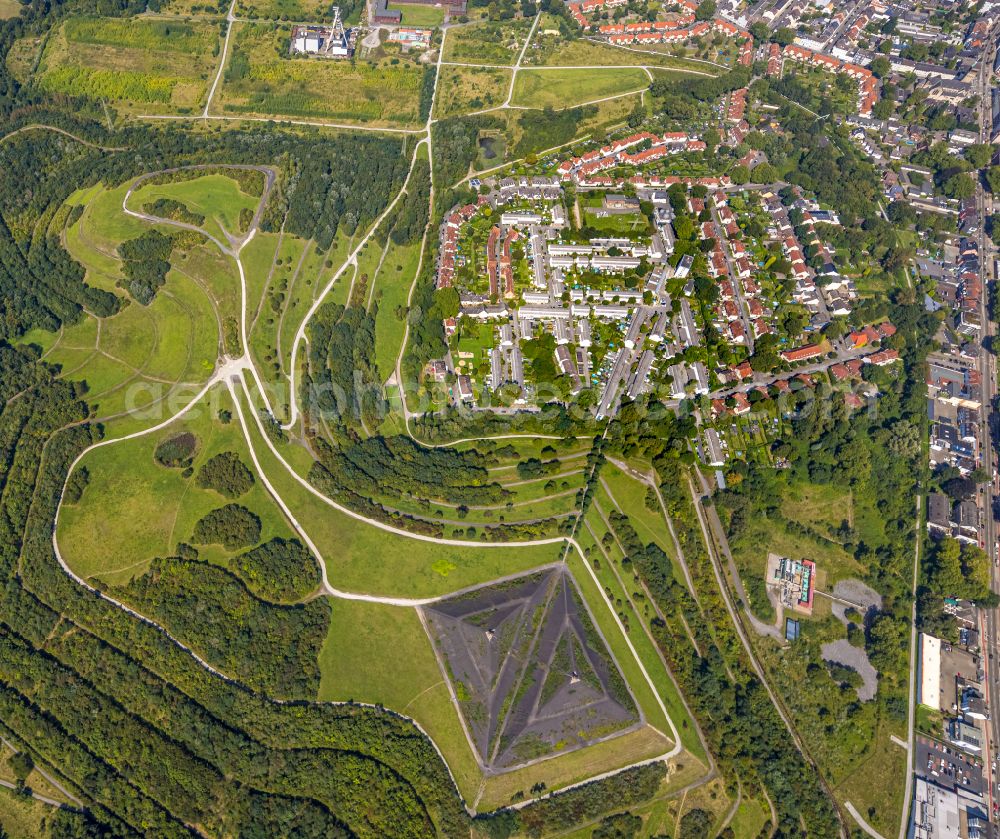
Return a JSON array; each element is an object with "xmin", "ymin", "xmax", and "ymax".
[
  {"xmin": 475, "ymin": 724, "xmax": 672, "ymax": 812},
  {"xmin": 510, "ymin": 67, "xmax": 649, "ymax": 109},
  {"xmin": 600, "ymin": 463, "xmax": 677, "ymax": 558},
  {"xmin": 384, "ymin": 485, "xmax": 578, "ymax": 525},
  {"xmin": 277, "ymin": 231, "xmax": 352, "ymax": 376},
  {"xmin": 578, "ymin": 501, "xmax": 704, "ymax": 759},
  {"xmin": 248, "ymin": 231, "xmax": 310, "ymax": 410},
  {"xmin": 730, "ymin": 797, "xmax": 768, "ymax": 839},
  {"xmin": 63, "ymin": 212, "xmax": 122, "ymax": 292},
  {"xmin": 352, "ymin": 227, "xmax": 390, "ymax": 306},
  {"xmin": 494, "ymin": 461, "xmax": 587, "ymax": 490},
  {"xmin": 564, "ymin": 546, "xmax": 670, "ymax": 737},
  {"xmin": 173, "ymin": 243, "xmax": 241, "ymax": 332},
  {"xmin": 58, "ymin": 385, "xmax": 296, "ymax": 584},
  {"xmin": 316, "ymin": 599, "xmax": 482, "ymax": 800},
  {"xmin": 240, "ymin": 229, "xmax": 283, "ymax": 323},
  {"xmin": 373, "ymin": 238, "xmax": 421, "ymax": 380},
  {"xmin": 326, "ymin": 262, "xmax": 354, "ymax": 307},
  {"xmin": 233, "ymin": 383, "xmax": 564, "ymax": 597}
]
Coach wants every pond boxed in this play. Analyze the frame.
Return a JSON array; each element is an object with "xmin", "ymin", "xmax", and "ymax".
[{"xmin": 478, "ymin": 136, "xmax": 500, "ymax": 160}]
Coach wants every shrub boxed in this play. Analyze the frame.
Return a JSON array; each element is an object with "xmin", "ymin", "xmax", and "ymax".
[
  {"xmin": 229, "ymin": 537, "xmax": 319, "ymax": 602},
  {"xmin": 154, "ymin": 432, "xmax": 198, "ymax": 468},
  {"xmin": 196, "ymin": 452, "xmax": 255, "ymax": 498},
  {"xmin": 63, "ymin": 466, "xmax": 89, "ymax": 504},
  {"xmin": 192, "ymin": 504, "xmax": 261, "ymax": 550}
]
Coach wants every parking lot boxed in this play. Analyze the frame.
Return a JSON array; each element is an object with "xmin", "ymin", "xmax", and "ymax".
[{"xmin": 917, "ymin": 735, "xmax": 986, "ymax": 799}]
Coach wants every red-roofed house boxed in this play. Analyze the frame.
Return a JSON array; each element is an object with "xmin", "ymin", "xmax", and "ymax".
[{"xmin": 780, "ymin": 344, "xmax": 824, "ymax": 363}]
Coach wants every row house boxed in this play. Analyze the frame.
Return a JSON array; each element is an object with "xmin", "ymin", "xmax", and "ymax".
[
  {"xmin": 556, "ymin": 132, "xmax": 703, "ymax": 181},
  {"xmin": 598, "ymin": 15, "xmax": 694, "ymax": 35},
  {"xmin": 782, "ymin": 44, "xmax": 877, "ymax": 115},
  {"xmin": 766, "ymin": 43, "xmax": 782, "ymax": 77},
  {"xmin": 738, "ymin": 37, "xmax": 753, "ymax": 66},
  {"xmin": 727, "ymin": 88, "xmax": 748, "ymax": 122},
  {"xmin": 567, "ymin": 0, "xmax": 627, "ymax": 28}
]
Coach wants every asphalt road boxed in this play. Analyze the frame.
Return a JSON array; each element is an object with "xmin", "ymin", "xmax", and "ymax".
[{"xmin": 952, "ymin": 38, "xmax": 999, "ymax": 826}]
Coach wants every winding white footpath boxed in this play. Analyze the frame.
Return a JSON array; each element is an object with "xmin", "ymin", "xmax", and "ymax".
[
  {"xmin": 280, "ymin": 136, "xmax": 427, "ymax": 429},
  {"xmin": 48, "ymin": 67, "xmax": 691, "ymax": 809}
]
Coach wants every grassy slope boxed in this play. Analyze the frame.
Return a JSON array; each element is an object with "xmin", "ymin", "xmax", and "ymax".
[
  {"xmin": 58, "ymin": 385, "xmax": 297, "ymax": 584},
  {"xmin": 0, "ymin": 786, "xmax": 49, "ymax": 839},
  {"xmin": 317, "ymin": 599, "xmax": 482, "ymax": 798},
  {"xmin": 29, "ymin": 182, "xmax": 222, "ymax": 430},
  {"xmin": 126, "ymin": 173, "xmax": 260, "ymax": 244},
  {"xmin": 372, "ymin": 238, "xmax": 421, "ymax": 380}
]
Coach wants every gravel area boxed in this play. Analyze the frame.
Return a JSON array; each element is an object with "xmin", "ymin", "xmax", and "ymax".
[
  {"xmin": 829, "ymin": 578, "xmax": 882, "ymax": 628},
  {"xmin": 821, "ymin": 638, "xmax": 878, "ymax": 701}
]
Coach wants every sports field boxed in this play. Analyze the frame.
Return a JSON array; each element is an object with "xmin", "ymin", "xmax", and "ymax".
[
  {"xmin": 391, "ymin": 1, "xmax": 445, "ymax": 25},
  {"xmin": 216, "ymin": 22, "xmax": 428, "ymax": 125},
  {"xmin": 37, "ymin": 16, "xmax": 220, "ymax": 112}
]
